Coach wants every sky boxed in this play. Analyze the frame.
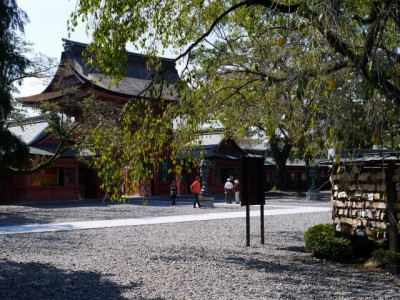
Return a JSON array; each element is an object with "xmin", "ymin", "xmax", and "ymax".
[
  {"xmin": 16, "ymin": 0, "xmax": 91, "ymax": 97},
  {"xmin": 16, "ymin": 0, "xmax": 182, "ymax": 98}
]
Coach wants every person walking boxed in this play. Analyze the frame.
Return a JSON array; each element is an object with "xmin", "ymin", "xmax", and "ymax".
[
  {"xmin": 233, "ymin": 180, "xmax": 240, "ymax": 204},
  {"xmin": 170, "ymin": 180, "xmax": 177, "ymax": 206},
  {"xmin": 224, "ymin": 178, "xmax": 233, "ymax": 204},
  {"xmin": 190, "ymin": 176, "xmax": 202, "ymax": 208}
]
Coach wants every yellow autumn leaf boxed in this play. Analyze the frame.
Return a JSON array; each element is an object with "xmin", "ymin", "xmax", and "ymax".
[
  {"xmin": 329, "ymin": 79, "xmax": 337, "ymax": 90},
  {"xmin": 278, "ymin": 36, "xmax": 285, "ymax": 47}
]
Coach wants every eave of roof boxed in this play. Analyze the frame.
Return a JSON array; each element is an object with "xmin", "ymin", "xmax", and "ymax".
[
  {"xmin": 29, "ymin": 145, "xmax": 94, "ymax": 157},
  {"xmin": 17, "ymin": 88, "xmax": 80, "ymax": 103},
  {"xmin": 317, "ymin": 155, "xmax": 400, "ymax": 166}
]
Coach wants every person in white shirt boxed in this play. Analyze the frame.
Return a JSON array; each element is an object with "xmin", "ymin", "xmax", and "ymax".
[{"xmin": 224, "ymin": 178, "xmax": 234, "ymax": 204}]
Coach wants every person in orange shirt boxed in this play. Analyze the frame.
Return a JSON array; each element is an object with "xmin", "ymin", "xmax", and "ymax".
[{"xmin": 190, "ymin": 176, "xmax": 202, "ymax": 208}]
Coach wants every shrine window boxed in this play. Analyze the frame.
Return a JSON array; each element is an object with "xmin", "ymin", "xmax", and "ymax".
[{"xmin": 30, "ymin": 166, "xmax": 77, "ymax": 186}]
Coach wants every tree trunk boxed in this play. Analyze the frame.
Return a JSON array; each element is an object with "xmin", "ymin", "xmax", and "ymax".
[
  {"xmin": 270, "ymin": 140, "xmax": 292, "ymax": 191},
  {"xmin": 274, "ymin": 160, "xmax": 287, "ymax": 190}
]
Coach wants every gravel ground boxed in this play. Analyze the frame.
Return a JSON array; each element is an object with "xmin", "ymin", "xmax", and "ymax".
[{"xmin": 0, "ymin": 198, "xmax": 399, "ymax": 300}]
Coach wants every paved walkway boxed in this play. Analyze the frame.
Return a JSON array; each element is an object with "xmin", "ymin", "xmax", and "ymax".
[{"xmin": 0, "ymin": 205, "xmax": 330, "ymax": 235}]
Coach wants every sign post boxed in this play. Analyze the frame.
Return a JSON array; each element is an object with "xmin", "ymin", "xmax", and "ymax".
[{"xmin": 241, "ymin": 156, "xmax": 266, "ymax": 246}]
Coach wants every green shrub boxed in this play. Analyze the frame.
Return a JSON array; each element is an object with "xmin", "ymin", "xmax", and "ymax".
[
  {"xmin": 304, "ymin": 224, "xmax": 352, "ymax": 262},
  {"xmin": 371, "ymin": 248, "xmax": 400, "ymax": 266}
]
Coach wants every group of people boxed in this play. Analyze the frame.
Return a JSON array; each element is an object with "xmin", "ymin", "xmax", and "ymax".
[
  {"xmin": 170, "ymin": 177, "xmax": 202, "ymax": 208},
  {"xmin": 170, "ymin": 176, "xmax": 241, "ymax": 207},
  {"xmin": 224, "ymin": 178, "xmax": 240, "ymax": 204}
]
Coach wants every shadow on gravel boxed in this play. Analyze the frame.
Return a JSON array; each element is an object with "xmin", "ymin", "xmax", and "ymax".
[
  {"xmin": 0, "ymin": 213, "xmax": 46, "ymax": 226},
  {"xmin": 0, "ymin": 259, "xmax": 136, "ymax": 300},
  {"xmin": 226, "ymin": 256, "xmax": 295, "ymax": 273},
  {"xmin": 277, "ymin": 245, "xmax": 305, "ymax": 253},
  {"xmin": 24, "ymin": 200, "xmax": 112, "ymax": 209},
  {"xmin": 225, "ymin": 254, "xmax": 399, "ymax": 297}
]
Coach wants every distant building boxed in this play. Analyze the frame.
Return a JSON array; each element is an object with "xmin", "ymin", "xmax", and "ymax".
[
  {"xmin": 177, "ymin": 132, "xmax": 249, "ymax": 195},
  {"xmin": 1, "ymin": 39, "xmax": 180, "ymax": 202},
  {"xmin": 21, "ymin": 38, "xmax": 179, "ymax": 116},
  {"xmin": 0, "ymin": 117, "xmax": 99, "ymax": 201},
  {"xmin": 177, "ymin": 132, "xmax": 330, "ymax": 196}
]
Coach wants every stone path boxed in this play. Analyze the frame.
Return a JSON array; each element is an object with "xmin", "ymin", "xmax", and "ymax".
[{"xmin": 0, "ymin": 205, "xmax": 330, "ymax": 234}]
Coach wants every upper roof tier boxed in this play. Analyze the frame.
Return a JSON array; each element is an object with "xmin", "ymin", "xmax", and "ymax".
[{"xmin": 21, "ymin": 38, "xmax": 180, "ymax": 103}]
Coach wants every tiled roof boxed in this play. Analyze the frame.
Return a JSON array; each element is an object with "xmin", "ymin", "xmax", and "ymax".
[
  {"xmin": 187, "ymin": 133, "xmax": 255, "ymax": 160},
  {"xmin": 196, "ymin": 133, "xmax": 224, "ymax": 146},
  {"xmin": 62, "ymin": 39, "xmax": 180, "ymax": 99},
  {"xmin": 8, "ymin": 117, "xmax": 94, "ymax": 157},
  {"xmin": 8, "ymin": 118, "xmax": 49, "ymax": 145},
  {"xmin": 317, "ymin": 149, "xmax": 400, "ymax": 165}
]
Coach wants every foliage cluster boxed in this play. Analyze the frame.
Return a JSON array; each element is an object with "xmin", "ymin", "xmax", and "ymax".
[
  {"xmin": 304, "ymin": 223, "xmax": 353, "ymax": 261},
  {"xmin": 304, "ymin": 223, "xmax": 384, "ymax": 262},
  {"xmin": 371, "ymin": 248, "xmax": 400, "ymax": 266}
]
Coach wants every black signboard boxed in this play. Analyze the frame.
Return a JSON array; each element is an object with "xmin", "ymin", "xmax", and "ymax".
[
  {"xmin": 241, "ymin": 156, "xmax": 265, "ymax": 206},
  {"xmin": 241, "ymin": 156, "xmax": 266, "ymax": 246}
]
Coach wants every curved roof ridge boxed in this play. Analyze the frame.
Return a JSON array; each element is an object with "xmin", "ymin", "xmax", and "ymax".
[{"xmin": 61, "ymin": 38, "xmax": 177, "ymax": 63}]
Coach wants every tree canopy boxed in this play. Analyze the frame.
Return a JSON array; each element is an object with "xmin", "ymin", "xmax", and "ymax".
[
  {"xmin": 0, "ymin": 0, "xmax": 31, "ymax": 170},
  {"xmin": 71, "ymin": 0, "xmax": 400, "ymax": 198},
  {"xmin": 72, "ymin": 0, "xmax": 400, "ymax": 101}
]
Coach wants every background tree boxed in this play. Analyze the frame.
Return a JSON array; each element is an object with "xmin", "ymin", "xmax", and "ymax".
[
  {"xmin": 0, "ymin": 0, "xmax": 31, "ymax": 170},
  {"xmin": 187, "ymin": 21, "xmax": 320, "ymax": 190},
  {"xmin": 71, "ymin": 0, "xmax": 400, "ymax": 197},
  {"xmin": 0, "ymin": 0, "xmax": 83, "ymax": 173}
]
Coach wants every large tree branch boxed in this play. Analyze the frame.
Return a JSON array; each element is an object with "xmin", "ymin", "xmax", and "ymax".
[
  {"xmin": 248, "ymin": 0, "xmax": 400, "ymax": 104},
  {"xmin": 223, "ymin": 61, "xmax": 350, "ymax": 81},
  {"xmin": 122, "ymin": 0, "xmax": 301, "ymax": 115}
]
